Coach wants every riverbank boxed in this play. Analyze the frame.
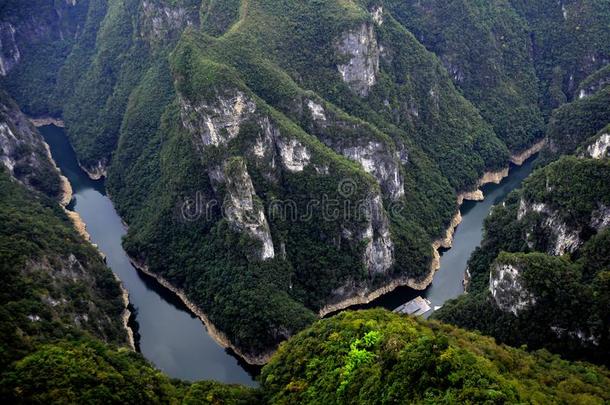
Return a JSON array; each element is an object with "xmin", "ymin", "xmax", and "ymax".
[
  {"xmin": 79, "ymin": 160, "xmax": 107, "ymax": 180},
  {"xmin": 29, "ymin": 116, "xmax": 65, "ymax": 127},
  {"xmin": 37, "ymin": 121, "xmax": 135, "ymax": 351},
  {"xmin": 129, "ymin": 258, "xmax": 274, "ymax": 366},
  {"xmin": 318, "ymin": 140, "xmax": 545, "ymax": 317}
]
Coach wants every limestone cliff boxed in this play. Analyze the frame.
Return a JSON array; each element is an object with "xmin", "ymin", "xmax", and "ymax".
[
  {"xmin": 489, "ymin": 262, "xmax": 536, "ymax": 316},
  {"xmin": 335, "ymin": 22, "xmax": 380, "ymax": 97},
  {"xmin": 585, "ymin": 127, "xmax": 610, "ymax": 159},
  {"xmin": 223, "ymin": 158, "xmax": 275, "ymax": 261},
  {"xmin": 0, "ymin": 91, "xmax": 60, "ymax": 198}
]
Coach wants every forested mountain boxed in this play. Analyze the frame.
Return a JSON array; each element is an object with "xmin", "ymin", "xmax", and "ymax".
[
  {"xmin": 3, "ymin": 310, "xmax": 609, "ymax": 403},
  {"xmin": 435, "ymin": 157, "xmax": 610, "ymax": 365},
  {"xmin": 0, "ymin": 1, "xmax": 609, "ymax": 401},
  {"xmin": 1, "ymin": 0, "xmax": 609, "ymax": 363}
]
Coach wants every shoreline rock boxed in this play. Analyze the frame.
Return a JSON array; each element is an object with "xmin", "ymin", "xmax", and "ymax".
[
  {"xmin": 29, "ymin": 116, "xmax": 65, "ymax": 128},
  {"xmin": 117, "ymin": 278, "xmax": 136, "ymax": 350},
  {"xmin": 129, "ymin": 257, "xmax": 273, "ymax": 366},
  {"xmin": 509, "ymin": 139, "xmax": 546, "ymax": 166},
  {"xmin": 79, "ymin": 160, "xmax": 107, "ymax": 180}
]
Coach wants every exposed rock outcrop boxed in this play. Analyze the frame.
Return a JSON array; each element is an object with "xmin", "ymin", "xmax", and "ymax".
[
  {"xmin": 0, "ymin": 95, "xmax": 61, "ymax": 196},
  {"xmin": 140, "ymin": 0, "xmax": 198, "ymax": 46},
  {"xmin": 80, "ymin": 159, "xmax": 107, "ymax": 180},
  {"xmin": 275, "ymin": 136, "xmax": 311, "ymax": 172},
  {"xmin": 304, "ymin": 98, "xmax": 405, "ymax": 199},
  {"xmin": 0, "ymin": 22, "xmax": 20, "ymax": 76},
  {"xmin": 341, "ymin": 142, "xmax": 405, "ymax": 200},
  {"xmin": 586, "ymin": 132, "xmax": 610, "ymax": 159},
  {"xmin": 179, "ymin": 91, "xmax": 257, "ymax": 147},
  {"xmin": 518, "ymin": 200, "xmax": 582, "ymax": 256},
  {"xmin": 361, "ymin": 194, "xmax": 394, "ymax": 275},
  {"xmin": 223, "ymin": 158, "xmax": 275, "ymax": 260},
  {"xmin": 336, "ymin": 23, "xmax": 380, "ymax": 97},
  {"xmin": 510, "ymin": 139, "xmax": 547, "ymax": 166},
  {"xmin": 489, "ymin": 262, "xmax": 536, "ymax": 316}
]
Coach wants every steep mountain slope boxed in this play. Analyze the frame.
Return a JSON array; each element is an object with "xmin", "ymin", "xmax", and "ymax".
[
  {"xmin": 0, "ymin": 167, "xmax": 129, "ymax": 369},
  {"xmin": 0, "ymin": 90, "xmax": 61, "ymax": 197},
  {"xmin": 0, "ymin": 90, "xmax": 133, "ymax": 370},
  {"xmin": 0, "ymin": 0, "xmax": 515, "ymax": 361},
  {"xmin": 509, "ymin": 0, "xmax": 610, "ymax": 112},
  {"xmin": 385, "ymin": 0, "xmax": 544, "ymax": 152}
]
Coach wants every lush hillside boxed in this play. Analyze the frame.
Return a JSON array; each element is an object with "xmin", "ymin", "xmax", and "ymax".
[
  {"xmin": 384, "ymin": 0, "xmax": 544, "ymax": 152},
  {"xmin": 0, "ymin": 90, "xmax": 61, "ymax": 197},
  {"xmin": 547, "ymin": 79, "xmax": 610, "ymax": 155},
  {"xmin": 434, "ymin": 156, "xmax": 610, "ymax": 364},
  {"xmin": 0, "ymin": 169, "xmax": 129, "ymax": 370},
  {"xmin": 1, "ymin": 339, "xmax": 259, "ymax": 404},
  {"xmin": 2, "ymin": 310, "xmax": 609, "ymax": 404},
  {"xmin": 261, "ymin": 310, "xmax": 610, "ymax": 404}
]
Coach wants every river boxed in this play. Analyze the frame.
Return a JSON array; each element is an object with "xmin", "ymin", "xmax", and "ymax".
[
  {"xmin": 355, "ymin": 156, "xmax": 537, "ymax": 314},
  {"xmin": 40, "ymin": 125, "xmax": 256, "ymax": 386},
  {"xmin": 40, "ymin": 123, "xmax": 537, "ymax": 382}
]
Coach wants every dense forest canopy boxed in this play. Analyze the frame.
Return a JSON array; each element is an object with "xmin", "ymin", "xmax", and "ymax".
[{"xmin": 0, "ymin": 0, "xmax": 609, "ymax": 402}]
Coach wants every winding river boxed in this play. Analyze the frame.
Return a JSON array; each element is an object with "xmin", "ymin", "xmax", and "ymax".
[
  {"xmin": 40, "ymin": 123, "xmax": 537, "ymax": 382},
  {"xmin": 40, "ymin": 125, "xmax": 256, "ymax": 386}
]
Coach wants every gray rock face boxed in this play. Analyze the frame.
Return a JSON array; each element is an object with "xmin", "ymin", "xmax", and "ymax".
[
  {"xmin": 578, "ymin": 74, "xmax": 610, "ymax": 100},
  {"xmin": 140, "ymin": 0, "xmax": 198, "ymax": 45},
  {"xmin": 275, "ymin": 136, "xmax": 311, "ymax": 172},
  {"xmin": 223, "ymin": 158, "xmax": 275, "ymax": 261},
  {"xmin": 336, "ymin": 23, "xmax": 380, "ymax": 97},
  {"xmin": 342, "ymin": 141, "xmax": 405, "ymax": 200},
  {"xmin": 361, "ymin": 194, "xmax": 394, "ymax": 274},
  {"xmin": 0, "ymin": 95, "xmax": 59, "ymax": 194},
  {"xmin": 0, "ymin": 22, "xmax": 20, "ymax": 76},
  {"xmin": 517, "ymin": 199, "xmax": 583, "ymax": 256},
  {"xmin": 590, "ymin": 204, "xmax": 610, "ymax": 231},
  {"xmin": 371, "ymin": 5, "xmax": 383, "ymax": 26},
  {"xmin": 179, "ymin": 91, "xmax": 257, "ymax": 147},
  {"xmin": 489, "ymin": 263, "xmax": 536, "ymax": 316},
  {"xmin": 305, "ymin": 99, "xmax": 405, "ymax": 200},
  {"xmin": 586, "ymin": 132, "xmax": 610, "ymax": 159}
]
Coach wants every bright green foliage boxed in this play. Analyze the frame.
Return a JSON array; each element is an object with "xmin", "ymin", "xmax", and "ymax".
[
  {"xmin": 337, "ymin": 330, "xmax": 382, "ymax": 395},
  {"xmin": 0, "ymin": 339, "xmax": 260, "ymax": 404},
  {"xmin": 261, "ymin": 309, "xmax": 610, "ymax": 404}
]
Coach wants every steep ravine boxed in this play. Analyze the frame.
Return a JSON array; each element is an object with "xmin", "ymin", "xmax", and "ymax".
[{"xmin": 40, "ymin": 119, "xmax": 543, "ymax": 368}]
